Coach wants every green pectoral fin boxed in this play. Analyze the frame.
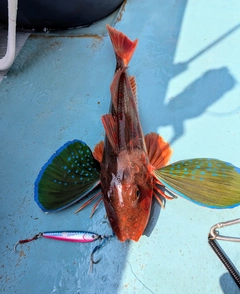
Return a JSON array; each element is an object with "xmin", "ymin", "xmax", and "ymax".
[
  {"xmin": 154, "ymin": 158, "xmax": 240, "ymax": 209},
  {"xmin": 34, "ymin": 140, "xmax": 101, "ymax": 212}
]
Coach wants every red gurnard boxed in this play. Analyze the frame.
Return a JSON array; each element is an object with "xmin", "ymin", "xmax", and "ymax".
[
  {"xmin": 34, "ymin": 25, "xmax": 240, "ymax": 243},
  {"xmin": 99, "ymin": 25, "xmax": 156, "ymax": 241},
  {"xmin": 92, "ymin": 25, "xmax": 173, "ymax": 241},
  {"xmin": 34, "ymin": 25, "xmax": 173, "ymax": 242}
]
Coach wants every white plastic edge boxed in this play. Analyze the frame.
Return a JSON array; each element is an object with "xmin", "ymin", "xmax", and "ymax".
[{"xmin": 0, "ymin": 0, "xmax": 18, "ymax": 70}]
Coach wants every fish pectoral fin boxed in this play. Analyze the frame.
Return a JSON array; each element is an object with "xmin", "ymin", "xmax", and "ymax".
[
  {"xmin": 93, "ymin": 141, "xmax": 104, "ymax": 163},
  {"xmin": 101, "ymin": 114, "xmax": 118, "ymax": 152},
  {"xmin": 145, "ymin": 133, "xmax": 173, "ymax": 169},
  {"xmin": 34, "ymin": 140, "xmax": 101, "ymax": 212},
  {"xmin": 154, "ymin": 158, "xmax": 240, "ymax": 209}
]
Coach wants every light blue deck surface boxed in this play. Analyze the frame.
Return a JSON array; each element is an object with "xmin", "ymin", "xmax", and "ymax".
[{"xmin": 1, "ymin": 1, "xmax": 240, "ymax": 293}]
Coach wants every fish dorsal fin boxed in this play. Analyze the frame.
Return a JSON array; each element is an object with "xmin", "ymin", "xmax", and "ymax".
[
  {"xmin": 106, "ymin": 24, "xmax": 138, "ymax": 66},
  {"xmin": 145, "ymin": 133, "xmax": 173, "ymax": 169},
  {"xmin": 101, "ymin": 114, "xmax": 118, "ymax": 151},
  {"xmin": 110, "ymin": 67, "xmax": 126, "ymax": 111},
  {"xmin": 129, "ymin": 76, "xmax": 138, "ymax": 109},
  {"xmin": 93, "ymin": 141, "xmax": 104, "ymax": 163}
]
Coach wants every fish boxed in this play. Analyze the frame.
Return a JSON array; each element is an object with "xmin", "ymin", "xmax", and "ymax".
[
  {"xmin": 34, "ymin": 25, "xmax": 240, "ymax": 242},
  {"xmin": 99, "ymin": 24, "xmax": 163, "ymax": 242}
]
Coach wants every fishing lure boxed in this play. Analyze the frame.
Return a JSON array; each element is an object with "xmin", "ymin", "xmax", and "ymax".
[
  {"xmin": 33, "ymin": 25, "xmax": 240, "ymax": 243},
  {"xmin": 14, "ymin": 230, "xmax": 114, "ymax": 265}
]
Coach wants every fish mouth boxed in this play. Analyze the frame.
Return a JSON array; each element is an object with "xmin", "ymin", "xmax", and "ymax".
[
  {"xmin": 117, "ymin": 231, "xmax": 142, "ymax": 242},
  {"xmin": 105, "ymin": 202, "xmax": 150, "ymax": 242},
  {"xmin": 110, "ymin": 223, "xmax": 143, "ymax": 242},
  {"xmin": 114, "ymin": 221, "xmax": 147, "ymax": 242}
]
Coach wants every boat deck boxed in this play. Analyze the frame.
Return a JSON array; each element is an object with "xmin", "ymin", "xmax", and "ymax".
[{"xmin": 1, "ymin": 1, "xmax": 240, "ymax": 293}]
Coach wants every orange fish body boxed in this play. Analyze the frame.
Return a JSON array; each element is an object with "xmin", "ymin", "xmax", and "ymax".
[{"xmin": 100, "ymin": 25, "xmax": 154, "ymax": 242}]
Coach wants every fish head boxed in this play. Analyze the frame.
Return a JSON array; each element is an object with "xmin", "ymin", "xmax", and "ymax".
[{"xmin": 101, "ymin": 152, "xmax": 153, "ymax": 242}]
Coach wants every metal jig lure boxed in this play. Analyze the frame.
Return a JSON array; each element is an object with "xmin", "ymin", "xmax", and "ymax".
[
  {"xmin": 208, "ymin": 218, "xmax": 240, "ymax": 288},
  {"xmin": 14, "ymin": 230, "xmax": 114, "ymax": 265}
]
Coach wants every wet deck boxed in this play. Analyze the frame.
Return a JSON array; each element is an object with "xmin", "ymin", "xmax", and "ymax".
[{"xmin": 1, "ymin": 1, "xmax": 240, "ymax": 293}]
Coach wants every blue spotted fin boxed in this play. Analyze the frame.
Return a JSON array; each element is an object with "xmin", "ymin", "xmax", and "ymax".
[
  {"xmin": 34, "ymin": 140, "xmax": 100, "ymax": 212},
  {"xmin": 154, "ymin": 158, "xmax": 240, "ymax": 208}
]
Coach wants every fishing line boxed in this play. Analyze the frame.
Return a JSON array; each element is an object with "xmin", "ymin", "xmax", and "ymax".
[{"xmin": 126, "ymin": 258, "xmax": 155, "ymax": 294}]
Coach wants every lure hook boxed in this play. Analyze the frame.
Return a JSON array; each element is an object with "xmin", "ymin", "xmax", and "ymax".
[
  {"xmin": 208, "ymin": 218, "xmax": 240, "ymax": 242},
  {"xmin": 14, "ymin": 233, "xmax": 43, "ymax": 252},
  {"xmin": 90, "ymin": 234, "xmax": 114, "ymax": 270}
]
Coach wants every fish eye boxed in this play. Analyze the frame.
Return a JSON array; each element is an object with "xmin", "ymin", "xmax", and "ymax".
[{"xmin": 136, "ymin": 189, "xmax": 140, "ymax": 199}]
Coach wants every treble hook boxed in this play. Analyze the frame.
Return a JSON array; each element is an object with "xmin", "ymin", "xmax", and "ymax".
[
  {"xmin": 14, "ymin": 233, "xmax": 43, "ymax": 252},
  {"xmin": 89, "ymin": 234, "xmax": 115, "ymax": 271}
]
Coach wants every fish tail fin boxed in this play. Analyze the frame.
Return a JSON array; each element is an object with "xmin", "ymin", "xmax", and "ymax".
[{"xmin": 106, "ymin": 24, "xmax": 138, "ymax": 66}]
